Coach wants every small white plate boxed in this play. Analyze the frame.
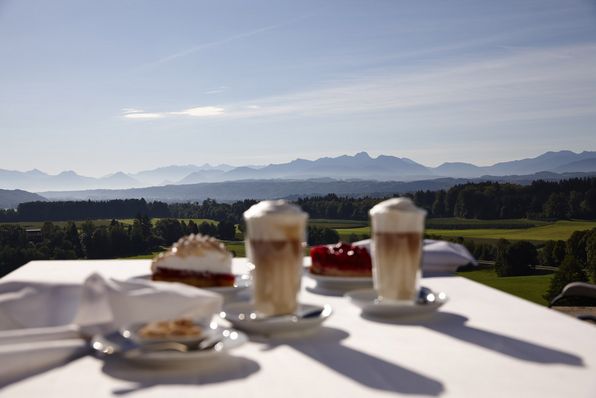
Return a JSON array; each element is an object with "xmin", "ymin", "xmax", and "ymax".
[
  {"xmin": 220, "ymin": 303, "xmax": 332, "ymax": 337},
  {"xmin": 346, "ymin": 288, "xmax": 448, "ymax": 317},
  {"xmin": 91, "ymin": 325, "xmax": 247, "ymax": 365},
  {"xmin": 119, "ymin": 322, "xmax": 209, "ymax": 345},
  {"xmin": 306, "ymin": 269, "xmax": 373, "ymax": 291}
]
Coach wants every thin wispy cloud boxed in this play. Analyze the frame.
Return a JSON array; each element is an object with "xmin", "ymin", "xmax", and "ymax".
[
  {"xmin": 122, "ymin": 106, "xmax": 224, "ymax": 119},
  {"xmin": 150, "ymin": 23, "xmax": 280, "ymax": 67},
  {"xmin": 204, "ymin": 86, "xmax": 227, "ymax": 95},
  {"xmin": 125, "ymin": 43, "xmax": 596, "ymax": 127},
  {"xmin": 138, "ymin": 9, "xmax": 324, "ymax": 69}
]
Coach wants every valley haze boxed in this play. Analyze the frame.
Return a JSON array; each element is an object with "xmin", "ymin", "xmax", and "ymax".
[{"xmin": 1, "ymin": 150, "xmax": 596, "ymax": 207}]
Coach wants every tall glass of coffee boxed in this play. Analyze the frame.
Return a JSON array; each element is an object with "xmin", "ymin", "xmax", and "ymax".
[
  {"xmin": 243, "ymin": 200, "xmax": 308, "ymax": 316},
  {"xmin": 369, "ymin": 198, "xmax": 426, "ymax": 302}
]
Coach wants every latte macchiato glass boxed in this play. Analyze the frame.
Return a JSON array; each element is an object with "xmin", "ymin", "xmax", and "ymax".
[
  {"xmin": 243, "ymin": 200, "xmax": 308, "ymax": 316},
  {"xmin": 369, "ymin": 198, "xmax": 426, "ymax": 302}
]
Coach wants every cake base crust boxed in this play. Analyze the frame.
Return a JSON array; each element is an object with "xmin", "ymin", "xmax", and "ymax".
[{"xmin": 152, "ymin": 267, "xmax": 235, "ymax": 288}]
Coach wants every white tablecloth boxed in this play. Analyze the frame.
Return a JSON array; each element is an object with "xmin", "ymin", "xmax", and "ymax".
[{"xmin": 1, "ymin": 259, "xmax": 595, "ymax": 397}]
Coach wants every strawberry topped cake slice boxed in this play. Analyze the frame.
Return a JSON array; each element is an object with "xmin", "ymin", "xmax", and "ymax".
[
  {"xmin": 310, "ymin": 242, "xmax": 372, "ymax": 277},
  {"xmin": 151, "ymin": 234, "xmax": 235, "ymax": 288}
]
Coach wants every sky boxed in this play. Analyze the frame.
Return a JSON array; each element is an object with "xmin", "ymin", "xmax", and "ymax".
[{"xmin": 1, "ymin": 0, "xmax": 596, "ymax": 177}]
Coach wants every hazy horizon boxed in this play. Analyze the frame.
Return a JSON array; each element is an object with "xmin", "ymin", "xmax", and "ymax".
[
  {"xmin": 0, "ymin": 148, "xmax": 595, "ymax": 178},
  {"xmin": 2, "ymin": 0, "xmax": 596, "ymax": 176}
]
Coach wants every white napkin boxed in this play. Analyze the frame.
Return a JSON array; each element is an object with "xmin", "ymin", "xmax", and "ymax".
[
  {"xmin": 0, "ymin": 273, "xmax": 223, "ymax": 385},
  {"xmin": 421, "ymin": 239, "xmax": 477, "ymax": 273},
  {"xmin": 354, "ymin": 239, "xmax": 477, "ymax": 274}
]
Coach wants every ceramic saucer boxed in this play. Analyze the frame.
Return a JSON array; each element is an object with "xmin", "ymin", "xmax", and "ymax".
[
  {"xmin": 220, "ymin": 303, "xmax": 332, "ymax": 336},
  {"xmin": 346, "ymin": 287, "xmax": 448, "ymax": 317}
]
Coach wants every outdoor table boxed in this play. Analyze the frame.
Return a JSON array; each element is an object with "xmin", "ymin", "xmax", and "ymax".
[{"xmin": 1, "ymin": 259, "xmax": 595, "ymax": 397}]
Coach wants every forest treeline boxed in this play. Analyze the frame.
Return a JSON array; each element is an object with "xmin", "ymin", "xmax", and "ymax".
[
  {"xmin": 0, "ymin": 199, "xmax": 171, "ymax": 222},
  {"xmin": 0, "ymin": 215, "xmax": 339, "ymax": 277},
  {"xmin": 297, "ymin": 177, "xmax": 596, "ymax": 220},
  {"xmin": 1, "ymin": 177, "xmax": 594, "ymax": 223}
]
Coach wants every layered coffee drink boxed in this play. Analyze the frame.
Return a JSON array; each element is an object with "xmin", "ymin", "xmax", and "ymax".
[
  {"xmin": 243, "ymin": 200, "xmax": 307, "ymax": 316},
  {"xmin": 369, "ymin": 198, "xmax": 426, "ymax": 302}
]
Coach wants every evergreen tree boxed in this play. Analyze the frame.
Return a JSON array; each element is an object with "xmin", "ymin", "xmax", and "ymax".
[
  {"xmin": 495, "ymin": 240, "xmax": 536, "ymax": 276},
  {"xmin": 544, "ymin": 255, "xmax": 589, "ymax": 303},
  {"xmin": 431, "ymin": 190, "xmax": 446, "ymax": 217},
  {"xmin": 553, "ymin": 240, "xmax": 567, "ymax": 266},
  {"xmin": 216, "ymin": 220, "xmax": 237, "ymax": 240},
  {"xmin": 198, "ymin": 221, "xmax": 217, "ymax": 236},
  {"xmin": 585, "ymin": 230, "xmax": 596, "ymax": 283},
  {"xmin": 543, "ymin": 192, "xmax": 569, "ymax": 219},
  {"xmin": 187, "ymin": 220, "xmax": 199, "ymax": 234},
  {"xmin": 155, "ymin": 219, "xmax": 184, "ymax": 245},
  {"xmin": 65, "ymin": 221, "xmax": 83, "ymax": 257}
]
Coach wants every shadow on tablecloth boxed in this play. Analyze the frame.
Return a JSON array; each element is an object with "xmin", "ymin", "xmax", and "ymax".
[
  {"xmin": 259, "ymin": 327, "xmax": 445, "ymax": 396},
  {"xmin": 101, "ymin": 354, "xmax": 260, "ymax": 395},
  {"xmin": 361, "ymin": 312, "xmax": 584, "ymax": 366}
]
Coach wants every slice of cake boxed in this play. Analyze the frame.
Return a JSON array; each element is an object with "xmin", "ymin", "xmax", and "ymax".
[
  {"xmin": 151, "ymin": 234, "xmax": 235, "ymax": 288},
  {"xmin": 310, "ymin": 242, "xmax": 372, "ymax": 277}
]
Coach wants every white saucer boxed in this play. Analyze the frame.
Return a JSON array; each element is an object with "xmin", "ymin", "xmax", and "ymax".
[
  {"xmin": 91, "ymin": 325, "xmax": 247, "ymax": 365},
  {"xmin": 119, "ymin": 322, "xmax": 211, "ymax": 345},
  {"xmin": 306, "ymin": 269, "xmax": 373, "ymax": 291},
  {"xmin": 208, "ymin": 274, "xmax": 251, "ymax": 295},
  {"xmin": 132, "ymin": 274, "xmax": 251, "ymax": 298},
  {"xmin": 220, "ymin": 303, "xmax": 332, "ymax": 336},
  {"xmin": 346, "ymin": 288, "xmax": 448, "ymax": 317}
]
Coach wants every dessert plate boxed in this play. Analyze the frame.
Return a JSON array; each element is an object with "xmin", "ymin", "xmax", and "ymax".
[
  {"xmin": 306, "ymin": 269, "xmax": 373, "ymax": 290},
  {"xmin": 119, "ymin": 321, "xmax": 209, "ymax": 345},
  {"xmin": 91, "ymin": 325, "xmax": 247, "ymax": 365},
  {"xmin": 220, "ymin": 303, "xmax": 332, "ymax": 336},
  {"xmin": 346, "ymin": 287, "xmax": 448, "ymax": 317}
]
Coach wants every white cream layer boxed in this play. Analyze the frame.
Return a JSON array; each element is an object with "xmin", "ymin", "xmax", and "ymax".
[
  {"xmin": 369, "ymin": 197, "xmax": 426, "ymax": 233},
  {"xmin": 244, "ymin": 200, "xmax": 308, "ymax": 241},
  {"xmin": 152, "ymin": 251, "xmax": 232, "ymax": 274}
]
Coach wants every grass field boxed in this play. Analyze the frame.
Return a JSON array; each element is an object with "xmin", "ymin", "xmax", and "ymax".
[
  {"xmin": 7, "ymin": 217, "xmax": 594, "ymax": 243},
  {"xmin": 426, "ymin": 220, "xmax": 596, "ymax": 242},
  {"xmin": 425, "ymin": 218, "xmax": 549, "ymax": 229},
  {"xmin": 309, "ymin": 219, "xmax": 368, "ymax": 229},
  {"xmin": 333, "ymin": 219, "xmax": 596, "ymax": 242},
  {"xmin": 457, "ymin": 268, "xmax": 554, "ymax": 306}
]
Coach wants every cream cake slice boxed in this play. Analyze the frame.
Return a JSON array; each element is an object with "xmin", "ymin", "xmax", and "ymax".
[{"xmin": 151, "ymin": 234, "xmax": 235, "ymax": 287}]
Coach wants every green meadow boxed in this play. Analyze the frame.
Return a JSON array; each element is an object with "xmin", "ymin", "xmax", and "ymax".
[
  {"xmin": 426, "ymin": 220, "xmax": 596, "ymax": 242},
  {"xmin": 457, "ymin": 268, "xmax": 554, "ymax": 306},
  {"xmin": 333, "ymin": 219, "xmax": 596, "ymax": 243}
]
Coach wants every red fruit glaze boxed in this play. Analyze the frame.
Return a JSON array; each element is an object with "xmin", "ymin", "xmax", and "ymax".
[{"xmin": 310, "ymin": 242, "xmax": 372, "ymax": 276}]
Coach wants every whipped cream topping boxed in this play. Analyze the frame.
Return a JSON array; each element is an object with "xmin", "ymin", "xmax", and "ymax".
[
  {"xmin": 244, "ymin": 200, "xmax": 308, "ymax": 241},
  {"xmin": 369, "ymin": 197, "xmax": 426, "ymax": 233},
  {"xmin": 151, "ymin": 234, "xmax": 232, "ymax": 274}
]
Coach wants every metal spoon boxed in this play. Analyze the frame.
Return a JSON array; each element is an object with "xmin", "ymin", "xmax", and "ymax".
[
  {"xmin": 417, "ymin": 287, "xmax": 447, "ymax": 305},
  {"xmin": 247, "ymin": 306, "xmax": 327, "ymax": 322},
  {"xmin": 92, "ymin": 332, "xmax": 223, "ymax": 357}
]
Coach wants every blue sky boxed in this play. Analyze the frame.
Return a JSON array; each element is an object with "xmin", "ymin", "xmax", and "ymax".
[{"xmin": 1, "ymin": 0, "xmax": 595, "ymax": 176}]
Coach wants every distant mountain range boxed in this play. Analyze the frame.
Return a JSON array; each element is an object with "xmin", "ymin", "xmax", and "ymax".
[
  {"xmin": 38, "ymin": 171, "xmax": 596, "ymax": 203},
  {"xmin": 0, "ymin": 189, "xmax": 46, "ymax": 209},
  {"xmin": 1, "ymin": 150, "xmax": 595, "ymax": 192}
]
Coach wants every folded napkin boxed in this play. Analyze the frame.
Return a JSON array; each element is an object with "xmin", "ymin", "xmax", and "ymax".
[
  {"xmin": 0, "ymin": 273, "xmax": 223, "ymax": 385},
  {"xmin": 421, "ymin": 239, "xmax": 478, "ymax": 273},
  {"xmin": 354, "ymin": 239, "xmax": 477, "ymax": 274}
]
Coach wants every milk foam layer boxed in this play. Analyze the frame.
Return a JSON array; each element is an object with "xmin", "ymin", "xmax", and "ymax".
[
  {"xmin": 151, "ymin": 234, "xmax": 232, "ymax": 274},
  {"xmin": 369, "ymin": 197, "xmax": 426, "ymax": 233},
  {"xmin": 244, "ymin": 200, "xmax": 308, "ymax": 241}
]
